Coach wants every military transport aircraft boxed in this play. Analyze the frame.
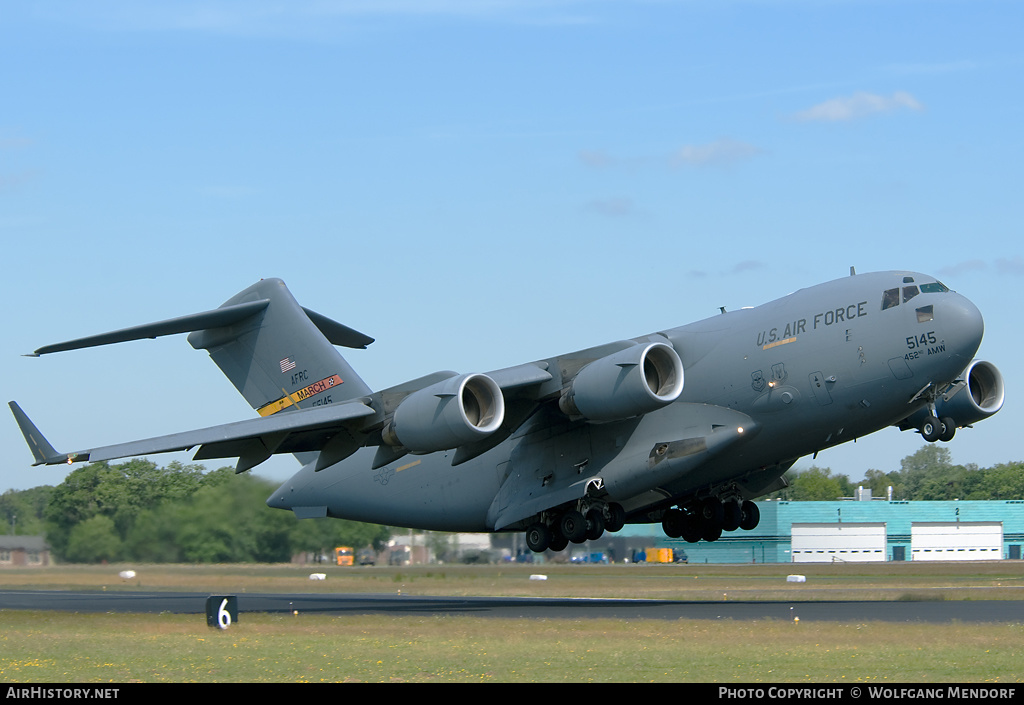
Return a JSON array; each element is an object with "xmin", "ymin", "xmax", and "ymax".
[{"xmin": 10, "ymin": 269, "xmax": 1005, "ymax": 552}]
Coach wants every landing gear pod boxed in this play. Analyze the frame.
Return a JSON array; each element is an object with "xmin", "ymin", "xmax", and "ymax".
[
  {"xmin": 383, "ymin": 373, "xmax": 505, "ymax": 452},
  {"xmin": 560, "ymin": 342, "xmax": 684, "ymax": 422}
]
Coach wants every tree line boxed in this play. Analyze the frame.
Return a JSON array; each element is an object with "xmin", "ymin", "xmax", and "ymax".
[
  {"xmin": 0, "ymin": 459, "xmax": 389, "ymax": 563},
  {"xmin": 768, "ymin": 445, "xmax": 1024, "ymax": 502},
  {"xmin": 3, "ymin": 445, "xmax": 1022, "ymax": 562}
]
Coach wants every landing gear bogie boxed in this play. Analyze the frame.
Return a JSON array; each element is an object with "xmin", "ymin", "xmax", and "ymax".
[
  {"xmin": 523, "ymin": 499, "xmax": 625, "ymax": 553},
  {"xmin": 662, "ymin": 496, "xmax": 761, "ymax": 543}
]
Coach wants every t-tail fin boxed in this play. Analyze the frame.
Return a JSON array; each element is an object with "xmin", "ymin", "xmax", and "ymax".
[
  {"xmin": 29, "ymin": 278, "xmax": 375, "ymax": 418},
  {"xmin": 187, "ymin": 278, "xmax": 373, "ymax": 416}
]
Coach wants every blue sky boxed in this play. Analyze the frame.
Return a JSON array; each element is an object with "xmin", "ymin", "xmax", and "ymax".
[{"xmin": 2, "ymin": 1, "xmax": 1022, "ymax": 492}]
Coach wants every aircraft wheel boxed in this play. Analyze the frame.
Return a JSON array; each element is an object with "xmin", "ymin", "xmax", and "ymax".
[
  {"xmin": 921, "ymin": 415, "xmax": 943, "ymax": 443},
  {"xmin": 586, "ymin": 509, "xmax": 606, "ymax": 541},
  {"xmin": 939, "ymin": 416, "xmax": 957, "ymax": 442},
  {"xmin": 525, "ymin": 523, "xmax": 551, "ymax": 553},
  {"xmin": 662, "ymin": 509, "xmax": 683, "ymax": 538},
  {"xmin": 700, "ymin": 498, "xmax": 724, "ymax": 527},
  {"xmin": 560, "ymin": 510, "xmax": 588, "ymax": 544},
  {"xmin": 548, "ymin": 529, "xmax": 569, "ymax": 553},
  {"xmin": 681, "ymin": 514, "xmax": 703, "ymax": 543},
  {"xmin": 722, "ymin": 501, "xmax": 742, "ymax": 532},
  {"xmin": 702, "ymin": 521, "xmax": 723, "ymax": 542},
  {"xmin": 739, "ymin": 500, "xmax": 760, "ymax": 531},
  {"xmin": 605, "ymin": 503, "xmax": 626, "ymax": 532}
]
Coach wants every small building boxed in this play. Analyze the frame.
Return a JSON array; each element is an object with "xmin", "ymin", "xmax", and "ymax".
[
  {"xmin": 617, "ymin": 500, "xmax": 1024, "ymax": 564},
  {"xmin": 0, "ymin": 536, "xmax": 51, "ymax": 567}
]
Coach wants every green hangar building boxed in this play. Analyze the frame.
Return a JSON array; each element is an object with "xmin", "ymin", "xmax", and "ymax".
[{"xmin": 619, "ymin": 498, "xmax": 1024, "ymax": 564}]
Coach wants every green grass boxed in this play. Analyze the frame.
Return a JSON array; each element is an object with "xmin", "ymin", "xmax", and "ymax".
[
  {"xmin": 2, "ymin": 610, "xmax": 1021, "ymax": 683},
  {"xmin": 3, "ymin": 561, "xmax": 1024, "ymax": 600},
  {"xmin": 2, "ymin": 562, "xmax": 1023, "ymax": 682}
]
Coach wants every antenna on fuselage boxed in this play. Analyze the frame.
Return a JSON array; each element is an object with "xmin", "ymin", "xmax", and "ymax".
[{"xmin": 850, "ymin": 266, "xmax": 857, "ymax": 276}]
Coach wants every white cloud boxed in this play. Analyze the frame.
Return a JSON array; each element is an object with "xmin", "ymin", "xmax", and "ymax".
[
  {"xmin": 578, "ymin": 139, "xmax": 762, "ymax": 173},
  {"xmin": 793, "ymin": 91, "xmax": 924, "ymax": 122},
  {"xmin": 938, "ymin": 260, "xmax": 988, "ymax": 278},
  {"xmin": 937, "ymin": 258, "xmax": 1024, "ymax": 278},
  {"xmin": 672, "ymin": 138, "xmax": 763, "ymax": 167},
  {"xmin": 0, "ymin": 170, "xmax": 40, "ymax": 191},
  {"xmin": 996, "ymin": 257, "xmax": 1024, "ymax": 277}
]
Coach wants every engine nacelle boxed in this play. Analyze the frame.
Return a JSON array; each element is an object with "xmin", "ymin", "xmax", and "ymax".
[
  {"xmin": 936, "ymin": 360, "xmax": 1005, "ymax": 427},
  {"xmin": 901, "ymin": 359, "xmax": 1005, "ymax": 432},
  {"xmin": 559, "ymin": 342, "xmax": 684, "ymax": 422},
  {"xmin": 383, "ymin": 373, "xmax": 505, "ymax": 452}
]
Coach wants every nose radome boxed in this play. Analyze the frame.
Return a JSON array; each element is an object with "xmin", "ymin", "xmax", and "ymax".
[{"xmin": 943, "ymin": 294, "xmax": 985, "ymax": 361}]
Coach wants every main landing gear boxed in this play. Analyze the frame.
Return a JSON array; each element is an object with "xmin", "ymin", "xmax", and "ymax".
[
  {"xmin": 661, "ymin": 498, "xmax": 760, "ymax": 543},
  {"xmin": 524, "ymin": 501, "xmax": 626, "ymax": 553}
]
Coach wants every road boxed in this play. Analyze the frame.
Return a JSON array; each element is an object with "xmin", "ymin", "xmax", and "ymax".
[{"xmin": 1, "ymin": 590, "xmax": 1022, "ymax": 622}]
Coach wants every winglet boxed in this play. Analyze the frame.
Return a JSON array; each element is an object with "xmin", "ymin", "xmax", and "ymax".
[{"xmin": 8, "ymin": 402, "xmax": 83, "ymax": 466}]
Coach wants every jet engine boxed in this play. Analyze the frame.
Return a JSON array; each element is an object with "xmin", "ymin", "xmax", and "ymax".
[
  {"xmin": 559, "ymin": 342, "xmax": 684, "ymax": 422},
  {"xmin": 382, "ymin": 373, "xmax": 505, "ymax": 452},
  {"xmin": 935, "ymin": 360, "xmax": 1005, "ymax": 427},
  {"xmin": 900, "ymin": 359, "xmax": 1005, "ymax": 441}
]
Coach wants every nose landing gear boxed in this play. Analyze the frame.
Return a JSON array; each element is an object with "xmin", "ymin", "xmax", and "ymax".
[{"xmin": 920, "ymin": 414, "xmax": 957, "ymax": 443}]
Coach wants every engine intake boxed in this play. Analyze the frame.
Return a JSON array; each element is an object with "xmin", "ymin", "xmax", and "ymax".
[
  {"xmin": 383, "ymin": 373, "xmax": 505, "ymax": 452},
  {"xmin": 936, "ymin": 360, "xmax": 1005, "ymax": 426},
  {"xmin": 559, "ymin": 342, "xmax": 684, "ymax": 422}
]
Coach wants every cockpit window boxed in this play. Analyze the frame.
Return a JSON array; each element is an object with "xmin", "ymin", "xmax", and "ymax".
[
  {"xmin": 917, "ymin": 305, "xmax": 934, "ymax": 323},
  {"xmin": 920, "ymin": 282, "xmax": 950, "ymax": 293},
  {"xmin": 903, "ymin": 285, "xmax": 919, "ymax": 303},
  {"xmin": 882, "ymin": 288, "xmax": 900, "ymax": 310}
]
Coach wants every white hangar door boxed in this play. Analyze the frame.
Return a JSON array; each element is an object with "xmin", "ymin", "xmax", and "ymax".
[
  {"xmin": 911, "ymin": 522, "xmax": 1003, "ymax": 561},
  {"xmin": 790, "ymin": 523, "xmax": 887, "ymax": 563}
]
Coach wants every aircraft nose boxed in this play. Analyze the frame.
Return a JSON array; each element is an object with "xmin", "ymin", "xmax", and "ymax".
[{"xmin": 942, "ymin": 293, "xmax": 985, "ymax": 362}]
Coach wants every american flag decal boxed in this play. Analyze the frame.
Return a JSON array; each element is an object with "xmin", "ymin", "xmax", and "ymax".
[{"xmin": 280, "ymin": 357, "xmax": 297, "ymax": 373}]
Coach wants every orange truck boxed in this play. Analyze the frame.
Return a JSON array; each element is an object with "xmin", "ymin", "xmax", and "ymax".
[{"xmin": 334, "ymin": 546, "xmax": 354, "ymax": 566}]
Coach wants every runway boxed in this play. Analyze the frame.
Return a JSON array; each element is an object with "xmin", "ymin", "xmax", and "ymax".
[{"xmin": 1, "ymin": 590, "xmax": 1022, "ymax": 622}]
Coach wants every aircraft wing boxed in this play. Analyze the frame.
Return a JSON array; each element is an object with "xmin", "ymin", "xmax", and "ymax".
[
  {"xmin": 485, "ymin": 362, "xmax": 553, "ymax": 391},
  {"xmin": 9, "ymin": 399, "xmax": 376, "ymax": 473},
  {"xmin": 10, "ymin": 362, "xmax": 554, "ymax": 475}
]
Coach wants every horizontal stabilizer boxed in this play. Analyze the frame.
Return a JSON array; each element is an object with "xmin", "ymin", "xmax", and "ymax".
[
  {"xmin": 302, "ymin": 307, "xmax": 375, "ymax": 349},
  {"xmin": 29, "ymin": 300, "xmax": 271, "ymax": 356},
  {"xmin": 9, "ymin": 399, "xmax": 377, "ymax": 471}
]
